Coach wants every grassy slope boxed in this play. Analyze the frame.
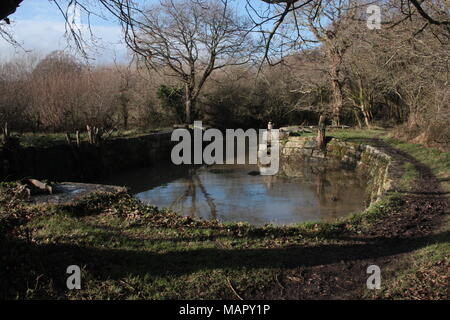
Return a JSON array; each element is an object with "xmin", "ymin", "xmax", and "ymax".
[
  {"xmin": 0, "ymin": 128, "xmax": 448, "ymax": 299},
  {"xmin": 330, "ymin": 129, "xmax": 449, "ymax": 299},
  {"xmin": 369, "ymin": 138, "xmax": 449, "ymax": 299}
]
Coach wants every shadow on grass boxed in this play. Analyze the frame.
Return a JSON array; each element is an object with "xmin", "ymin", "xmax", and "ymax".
[
  {"xmin": 1, "ymin": 230, "xmax": 448, "ymax": 298},
  {"xmin": 397, "ymin": 190, "xmax": 450, "ymax": 196},
  {"xmin": 327, "ymin": 136, "xmax": 375, "ymax": 144}
]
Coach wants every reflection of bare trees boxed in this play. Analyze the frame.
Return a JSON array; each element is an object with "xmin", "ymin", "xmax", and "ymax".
[
  {"xmin": 315, "ymin": 170, "xmax": 327, "ymax": 206},
  {"xmin": 310, "ymin": 165, "xmax": 341, "ymax": 207},
  {"xmin": 306, "ymin": 165, "xmax": 327, "ymax": 204},
  {"xmin": 261, "ymin": 169, "xmax": 275, "ymax": 190},
  {"xmin": 193, "ymin": 174, "xmax": 217, "ymax": 219},
  {"xmin": 313, "ymin": 165, "xmax": 345, "ymax": 208},
  {"xmin": 169, "ymin": 168, "xmax": 217, "ymax": 219}
]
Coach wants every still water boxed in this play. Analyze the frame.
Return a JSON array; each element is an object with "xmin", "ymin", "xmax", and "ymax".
[{"xmin": 102, "ymin": 161, "xmax": 368, "ymax": 226}]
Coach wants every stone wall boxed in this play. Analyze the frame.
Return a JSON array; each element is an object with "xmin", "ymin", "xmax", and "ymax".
[
  {"xmin": 281, "ymin": 136, "xmax": 397, "ymax": 203},
  {"xmin": 0, "ymin": 130, "xmax": 176, "ymax": 182}
]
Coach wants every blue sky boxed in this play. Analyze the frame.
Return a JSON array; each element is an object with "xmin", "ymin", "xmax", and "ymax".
[
  {"xmin": 0, "ymin": 0, "xmax": 268, "ymax": 64},
  {"xmin": 1, "ymin": 0, "xmax": 136, "ymax": 64}
]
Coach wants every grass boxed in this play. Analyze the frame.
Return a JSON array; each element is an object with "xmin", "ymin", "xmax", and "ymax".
[
  {"xmin": 9, "ymin": 127, "xmax": 171, "ymax": 148},
  {"xmin": 0, "ymin": 128, "xmax": 448, "ymax": 299},
  {"xmin": 382, "ymin": 137, "xmax": 450, "ymax": 192},
  {"xmin": 368, "ymin": 224, "xmax": 449, "ymax": 300},
  {"xmin": 0, "ymin": 186, "xmax": 406, "ymax": 299},
  {"xmin": 399, "ymin": 162, "xmax": 420, "ymax": 191},
  {"xmin": 366, "ymin": 136, "xmax": 449, "ymax": 300},
  {"xmin": 326, "ymin": 127, "xmax": 382, "ymax": 143},
  {"xmin": 329, "ymin": 128, "xmax": 449, "ymax": 299},
  {"xmin": 327, "ymin": 129, "xmax": 449, "ymax": 299}
]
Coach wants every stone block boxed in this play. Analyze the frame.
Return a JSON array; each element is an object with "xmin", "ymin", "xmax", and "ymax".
[{"xmin": 303, "ymin": 139, "xmax": 318, "ymax": 149}]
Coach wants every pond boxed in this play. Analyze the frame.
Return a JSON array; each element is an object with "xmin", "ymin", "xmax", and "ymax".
[{"xmin": 101, "ymin": 160, "xmax": 368, "ymax": 226}]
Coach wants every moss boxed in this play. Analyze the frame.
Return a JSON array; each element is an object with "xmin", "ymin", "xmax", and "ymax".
[{"xmin": 283, "ymin": 135, "xmax": 393, "ymax": 204}]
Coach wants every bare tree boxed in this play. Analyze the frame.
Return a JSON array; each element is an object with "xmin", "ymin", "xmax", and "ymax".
[
  {"xmin": 247, "ymin": 0, "xmax": 448, "ymax": 127},
  {"xmin": 248, "ymin": 0, "xmax": 359, "ymax": 125},
  {"xmin": 2, "ymin": 0, "xmax": 448, "ymax": 56},
  {"xmin": 251, "ymin": 0, "xmax": 450, "ymax": 30},
  {"xmin": 298, "ymin": 1, "xmax": 357, "ymax": 126},
  {"xmin": 125, "ymin": 0, "xmax": 252, "ymax": 124}
]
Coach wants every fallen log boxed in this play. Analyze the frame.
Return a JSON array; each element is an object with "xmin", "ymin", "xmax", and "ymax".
[{"xmin": 19, "ymin": 178, "xmax": 53, "ymax": 195}]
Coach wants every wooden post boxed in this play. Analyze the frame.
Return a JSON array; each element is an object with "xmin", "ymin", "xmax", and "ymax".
[
  {"xmin": 267, "ymin": 121, "xmax": 273, "ymax": 146},
  {"xmin": 94, "ymin": 127, "xmax": 100, "ymax": 144},
  {"xmin": 76, "ymin": 130, "xmax": 80, "ymax": 147},
  {"xmin": 2, "ymin": 121, "xmax": 9, "ymax": 145},
  {"xmin": 86, "ymin": 125, "xmax": 92, "ymax": 144},
  {"xmin": 65, "ymin": 132, "xmax": 72, "ymax": 145},
  {"xmin": 3, "ymin": 121, "xmax": 8, "ymax": 138},
  {"xmin": 317, "ymin": 114, "xmax": 326, "ymax": 150},
  {"xmin": 86, "ymin": 125, "xmax": 102, "ymax": 145}
]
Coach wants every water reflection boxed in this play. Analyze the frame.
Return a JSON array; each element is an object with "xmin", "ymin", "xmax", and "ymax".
[{"xmin": 102, "ymin": 161, "xmax": 368, "ymax": 226}]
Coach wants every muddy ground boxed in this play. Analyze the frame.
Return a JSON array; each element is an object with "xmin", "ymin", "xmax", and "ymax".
[{"xmin": 255, "ymin": 138, "xmax": 449, "ymax": 299}]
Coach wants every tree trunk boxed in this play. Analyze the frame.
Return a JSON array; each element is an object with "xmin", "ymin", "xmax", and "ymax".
[
  {"xmin": 354, "ymin": 109, "xmax": 363, "ymax": 128},
  {"xmin": 184, "ymin": 84, "xmax": 192, "ymax": 125},
  {"xmin": 185, "ymin": 98, "xmax": 192, "ymax": 125},
  {"xmin": 317, "ymin": 114, "xmax": 326, "ymax": 150},
  {"xmin": 362, "ymin": 106, "xmax": 371, "ymax": 129},
  {"xmin": 357, "ymin": 78, "xmax": 371, "ymax": 129},
  {"xmin": 330, "ymin": 64, "xmax": 343, "ymax": 126},
  {"xmin": 122, "ymin": 104, "xmax": 128, "ymax": 130}
]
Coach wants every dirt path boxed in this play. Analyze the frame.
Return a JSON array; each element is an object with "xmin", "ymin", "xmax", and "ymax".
[{"xmin": 257, "ymin": 138, "xmax": 449, "ymax": 299}]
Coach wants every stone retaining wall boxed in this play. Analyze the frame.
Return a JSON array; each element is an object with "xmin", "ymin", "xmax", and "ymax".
[
  {"xmin": 2, "ymin": 130, "xmax": 399, "ymax": 205},
  {"xmin": 281, "ymin": 136, "xmax": 398, "ymax": 203},
  {"xmin": 0, "ymin": 130, "xmax": 176, "ymax": 182}
]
